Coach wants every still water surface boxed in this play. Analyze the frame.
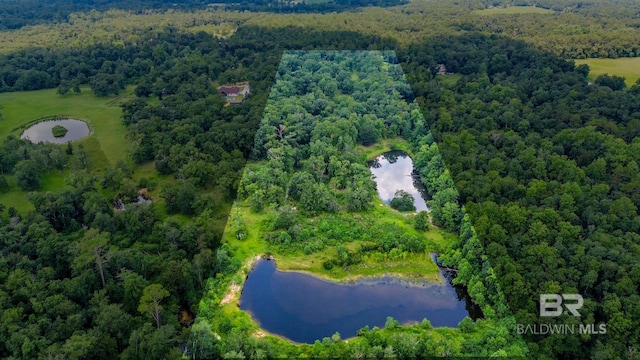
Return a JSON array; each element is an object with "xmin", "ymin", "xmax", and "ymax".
[
  {"xmin": 21, "ymin": 119, "xmax": 90, "ymax": 144},
  {"xmin": 368, "ymin": 151, "xmax": 429, "ymax": 211},
  {"xmin": 239, "ymin": 150, "xmax": 479, "ymax": 343},
  {"xmin": 240, "ymin": 259, "xmax": 479, "ymax": 343}
]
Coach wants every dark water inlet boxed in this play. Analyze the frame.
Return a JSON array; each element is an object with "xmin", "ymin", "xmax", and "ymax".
[
  {"xmin": 21, "ymin": 119, "xmax": 90, "ymax": 144},
  {"xmin": 368, "ymin": 150, "xmax": 430, "ymax": 211},
  {"xmin": 239, "ymin": 258, "xmax": 481, "ymax": 344}
]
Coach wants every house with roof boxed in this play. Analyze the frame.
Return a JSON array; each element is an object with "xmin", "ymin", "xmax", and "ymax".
[
  {"xmin": 436, "ymin": 64, "xmax": 454, "ymax": 75},
  {"xmin": 217, "ymin": 81, "xmax": 251, "ymax": 104}
]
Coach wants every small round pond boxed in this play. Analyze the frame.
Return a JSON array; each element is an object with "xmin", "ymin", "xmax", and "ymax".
[
  {"xmin": 239, "ymin": 258, "xmax": 481, "ymax": 344},
  {"xmin": 21, "ymin": 119, "xmax": 90, "ymax": 144},
  {"xmin": 368, "ymin": 150, "xmax": 429, "ymax": 211}
]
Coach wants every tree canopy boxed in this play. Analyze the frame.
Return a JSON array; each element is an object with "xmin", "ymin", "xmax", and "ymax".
[{"xmin": 0, "ymin": 15, "xmax": 638, "ymax": 359}]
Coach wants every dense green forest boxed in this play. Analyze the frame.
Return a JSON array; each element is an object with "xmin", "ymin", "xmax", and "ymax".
[
  {"xmin": 0, "ymin": 0, "xmax": 406, "ymax": 31},
  {"xmin": 195, "ymin": 49, "xmax": 527, "ymax": 358},
  {"xmin": 0, "ymin": 0, "xmax": 209, "ymax": 30},
  {"xmin": 401, "ymin": 34, "xmax": 640, "ymax": 359},
  {"xmin": 222, "ymin": 0, "xmax": 408, "ymax": 14},
  {"xmin": 237, "ymin": 50, "xmax": 450, "ymax": 277},
  {"xmin": 476, "ymin": 0, "xmax": 640, "ymax": 15},
  {"xmin": 5, "ymin": 0, "xmax": 640, "ymax": 59},
  {"xmin": 0, "ymin": 28, "xmax": 397, "ymax": 359},
  {"xmin": 0, "ymin": 0, "xmax": 639, "ymax": 358}
]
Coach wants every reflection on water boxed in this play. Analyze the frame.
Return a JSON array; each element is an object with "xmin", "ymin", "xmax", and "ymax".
[
  {"xmin": 368, "ymin": 150, "xmax": 429, "ymax": 211},
  {"xmin": 238, "ymin": 150, "xmax": 482, "ymax": 343},
  {"xmin": 21, "ymin": 119, "xmax": 90, "ymax": 144},
  {"xmin": 240, "ymin": 259, "xmax": 477, "ymax": 343}
]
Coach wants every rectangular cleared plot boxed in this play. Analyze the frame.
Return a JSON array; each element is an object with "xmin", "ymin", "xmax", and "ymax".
[{"xmin": 209, "ymin": 50, "xmax": 527, "ymax": 355}]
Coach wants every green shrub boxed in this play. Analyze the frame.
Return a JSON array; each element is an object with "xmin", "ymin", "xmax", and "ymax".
[
  {"xmin": 0, "ymin": 176, "xmax": 8, "ymax": 193},
  {"xmin": 51, "ymin": 125, "xmax": 68, "ymax": 137},
  {"xmin": 389, "ymin": 190, "xmax": 416, "ymax": 211},
  {"xmin": 413, "ymin": 211, "xmax": 430, "ymax": 231}
]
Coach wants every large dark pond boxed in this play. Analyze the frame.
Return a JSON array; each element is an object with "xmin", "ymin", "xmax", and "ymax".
[
  {"xmin": 21, "ymin": 119, "xmax": 90, "ymax": 144},
  {"xmin": 368, "ymin": 150, "xmax": 429, "ymax": 211},
  {"xmin": 239, "ymin": 258, "xmax": 481, "ymax": 343}
]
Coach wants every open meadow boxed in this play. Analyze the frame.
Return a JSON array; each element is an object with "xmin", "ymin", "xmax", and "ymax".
[
  {"xmin": 575, "ymin": 57, "xmax": 640, "ymax": 86},
  {"xmin": 0, "ymin": 86, "xmax": 131, "ymax": 166},
  {"xmin": 0, "ymin": 86, "xmax": 131, "ymax": 212}
]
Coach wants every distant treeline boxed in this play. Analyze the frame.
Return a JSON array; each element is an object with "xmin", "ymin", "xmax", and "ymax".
[
  {"xmin": 0, "ymin": 23, "xmax": 639, "ymax": 358},
  {"xmin": 0, "ymin": 0, "xmax": 207, "ymax": 30},
  {"xmin": 0, "ymin": 0, "xmax": 406, "ymax": 31},
  {"xmin": 477, "ymin": 0, "xmax": 640, "ymax": 21},
  {"xmin": 223, "ymin": 0, "xmax": 408, "ymax": 14}
]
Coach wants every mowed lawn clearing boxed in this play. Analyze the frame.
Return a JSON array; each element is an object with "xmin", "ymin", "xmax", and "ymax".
[
  {"xmin": 574, "ymin": 57, "xmax": 640, "ymax": 86},
  {"xmin": 0, "ymin": 86, "xmax": 133, "ymax": 214},
  {"xmin": 0, "ymin": 86, "xmax": 132, "ymax": 167},
  {"xmin": 0, "ymin": 172, "xmax": 69, "ymax": 214}
]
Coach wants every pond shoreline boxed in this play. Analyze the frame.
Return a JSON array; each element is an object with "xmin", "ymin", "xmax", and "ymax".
[
  {"xmin": 20, "ymin": 118, "xmax": 92, "ymax": 144},
  {"xmin": 221, "ymin": 252, "xmax": 448, "ymax": 309},
  {"xmin": 218, "ymin": 139, "xmax": 477, "ymax": 343},
  {"xmin": 238, "ymin": 255, "xmax": 478, "ymax": 343},
  {"xmin": 220, "ymin": 254, "xmax": 264, "ymax": 306},
  {"xmin": 368, "ymin": 149, "xmax": 430, "ymax": 212},
  {"xmin": 274, "ymin": 256, "xmax": 447, "ymax": 287}
]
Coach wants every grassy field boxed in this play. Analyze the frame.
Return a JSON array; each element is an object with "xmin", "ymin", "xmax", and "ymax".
[
  {"xmin": 223, "ymin": 193, "xmax": 452, "ymax": 285},
  {"xmin": 274, "ymin": 250, "xmax": 441, "ymax": 281},
  {"xmin": 473, "ymin": 6, "xmax": 554, "ymax": 15},
  {"xmin": 0, "ymin": 172, "xmax": 69, "ymax": 214},
  {"xmin": 436, "ymin": 73, "xmax": 462, "ymax": 87},
  {"xmin": 574, "ymin": 57, "xmax": 640, "ymax": 86},
  {"xmin": 0, "ymin": 86, "xmax": 132, "ymax": 213},
  {"xmin": 0, "ymin": 86, "xmax": 131, "ymax": 167}
]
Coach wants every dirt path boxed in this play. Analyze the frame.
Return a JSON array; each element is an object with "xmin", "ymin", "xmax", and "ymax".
[
  {"xmin": 220, "ymin": 284, "xmax": 241, "ymax": 305},
  {"xmin": 220, "ymin": 254, "xmax": 263, "ymax": 306}
]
